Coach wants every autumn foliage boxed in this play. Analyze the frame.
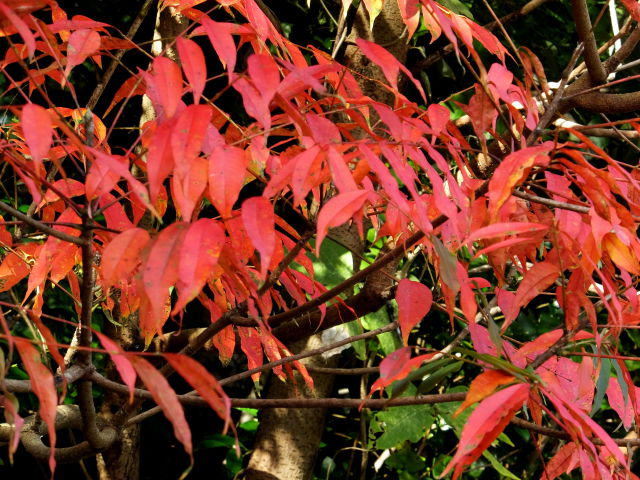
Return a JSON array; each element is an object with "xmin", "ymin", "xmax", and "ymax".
[{"xmin": 0, "ymin": 0, "xmax": 640, "ymax": 478}]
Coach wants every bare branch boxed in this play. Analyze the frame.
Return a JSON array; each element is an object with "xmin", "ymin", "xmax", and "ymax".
[
  {"xmin": 0, "ymin": 201, "xmax": 88, "ymax": 246},
  {"xmin": 571, "ymin": 0, "xmax": 607, "ymax": 84}
]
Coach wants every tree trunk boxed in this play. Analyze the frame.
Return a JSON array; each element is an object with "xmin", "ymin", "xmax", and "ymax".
[{"xmin": 243, "ymin": 2, "xmax": 409, "ymax": 478}]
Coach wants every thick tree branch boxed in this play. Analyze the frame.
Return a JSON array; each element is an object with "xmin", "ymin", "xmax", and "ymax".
[
  {"xmin": 0, "ymin": 364, "xmax": 88, "ymax": 393},
  {"xmin": 571, "ymin": 0, "xmax": 607, "ymax": 84},
  {"xmin": 0, "ymin": 201, "xmax": 88, "ymax": 246},
  {"xmin": 76, "ymin": 221, "xmax": 107, "ymax": 450}
]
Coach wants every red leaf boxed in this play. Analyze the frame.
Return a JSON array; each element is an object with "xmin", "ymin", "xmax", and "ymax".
[
  {"xmin": 21, "ymin": 103, "xmax": 52, "ymax": 172},
  {"xmin": 442, "ymin": 383, "xmax": 529, "ymax": 479},
  {"xmin": 172, "ymin": 155, "xmax": 208, "ymax": 220},
  {"xmin": 248, "ymin": 53, "xmax": 280, "ymax": 105},
  {"xmin": 171, "ymin": 104, "xmax": 212, "ymax": 178},
  {"xmin": 130, "ymin": 356, "xmax": 192, "ymax": 459},
  {"xmin": 200, "ymin": 18, "xmax": 237, "ymax": 79},
  {"xmin": 173, "ymin": 219, "xmax": 225, "ymax": 313},
  {"xmin": 541, "ymin": 442, "xmax": 579, "ymax": 480},
  {"xmin": 146, "ymin": 120, "xmax": 175, "ymax": 203},
  {"xmin": 87, "ymin": 148, "xmax": 155, "ymax": 214},
  {"xmin": 233, "ymin": 77, "xmax": 271, "ymax": 129},
  {"xmin": 0, "ymin": 2, "xmax": 35, "ymax": 58},
  {"xmin": 148, "ymin": 56, "xmax": 183, "ymax": 119},
  {"xmin": 238, "ymin": 326, "xmax": 263, "ymax": 382},
  {"xmin": 465, "ymin": 222, "xmax": 549, "ymax": 244},
  {"xmin": 26, "ymin": 208, "xmax": 81, "ymax": 299},
  {"xmin": 101, "ymin": 228, "xmax": 150, "ymax": 290},
  {"xmin": 64, "ymin": 29, "xmax": 101, "ymax": 78},
  {"xmin": 142, "ymin": 223, "xmax": 188, "ymax": 327},
  {"xmin": 15, "ymin": 338, "xmax": 58, "ymax": 473},
  {"xmin": 621, "ymin": 0, "xmax": 640, "ymax": 23},
  {"xmin": 208, "ymin": 145, "xmax": 248, "ymax": 218},
  {"xmin": 242, "ymin": 197, "xmax": 275, "ymax": 280},
  {"xmin": 355, "ymin": 38, "xmax": 425, "ymax": 101},
  {"xmin": 94, "ymin": 332, "xmax": 137, "ymax": 403},
  {"xmin": 396, "ymin": 279, "xmax": 432, "ymax": 344},
  {"xmin": 316, "ymin": 190, "xmax": 368, "ymax": 253},
  {"xmin": 0, "ymin": 243, "xmax": 40, "ymax": 293},
  {"xmin": 104, "ymin": 74, "xmax": 145, "ymax": 117},
  {"xmin": 327, "ymin": 147, "xmax": 358, "ymax": 193},
  {"xmin": 503, "ymin": 261, "xmax": 558, "ymax": 329},
  {"xmin": 369, "ymin": 347, "xmax": 436, "ymax": 396},
  {"xmin": 176, "ymin": 36, "xmax": 206, "ymax": 103},
  {"xmin": 164, "ymin": 353, "xmax": 231, "ymax": 426}
]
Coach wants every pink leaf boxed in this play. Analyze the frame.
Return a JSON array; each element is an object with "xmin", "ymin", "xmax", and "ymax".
[
  {"xmin": 0, "ymin": 2, "xmax": 35, "ymax": 58},
  {"xmin": 94, "ymin": 332, "xmax": 137, "ymax": 403},
  {"xmin": 396, "ymin": 279, "xmax": 432, "ymax": 344},
  {"xmin": 15, "ymin": 338, "xmax": 58, "ymax": 473},
  {"xmin": 64, "ymin": 29, "xmax": 101, "ymax": 78},
  {"xmin": 316, "ymin": 190, "xmax": 368, "ymax": 253},
  {"xmin": 176, "ymin": 36, "xmax": 206, "ymax": 103},
  {"xmin": 146, "ymin": 120, "xmax": 175, "ymax": 203},
  {"xmin": 21, "ymin": 103, "xmax": 52, "ymax": 172},
  {"xmin": 200, "ymin": 18, "xmax": 237, "ymax": 80},
  {"xmin": 248, "ymin": 53, "xmax": 280, "ymax": 105},
  {"xmin": 355, "ymin": 38, "xmax": 425, "ymax": 101},
  {"xmin": 130, "ymin": 356, "xmax": 192, "ymax": 459},
  {"xmin": 442, "ymin": 383, "xmax": 530, "ymax": 479},
  {"xmin": 242, "ymin": 197, "xmax": 275, "ymax": 280}
]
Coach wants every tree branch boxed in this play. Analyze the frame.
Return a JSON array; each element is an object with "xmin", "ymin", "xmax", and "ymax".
[
  {"xmin": 0, "ymin": 201, "xmax": 88, "ymax": 246},
  {"xmin": 571, "ymin": 0, "xmax": 607, "ymax": 84}
]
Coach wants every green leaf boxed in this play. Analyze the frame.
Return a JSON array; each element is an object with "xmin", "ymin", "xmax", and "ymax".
[
  {"xmin": 482, "ymin": 449, "xmax": 520, "ymax": 480},
  {"xmin": 591, "ymin": 353, "xmax": 610, "ymax": 416},
  {"xmin": 439, "ymin": 0, "xmax": 474, "ymax": 19},
  {"xmin": 371, "ymin": 386, "xmax": 435, "ymax": 449}
]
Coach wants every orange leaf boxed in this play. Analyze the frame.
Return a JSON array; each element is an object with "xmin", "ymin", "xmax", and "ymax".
[
  {"xmin": 488, "ymin": 142, "xmax": 552, "ymax": 218},
  {"xmin": 396, "ymin": 278, "xmax": 432, "ymax": 344},
  {"xmin": 130, "ymin": 356, "xmax": 192, "ymax": 459},
  {"xmin": 455, "ymin": 370, "xmax": 516, "ymax": 416},
  {"xmin": 603, "ymin": 233, "xmax": 640, "ymax": 274}
]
